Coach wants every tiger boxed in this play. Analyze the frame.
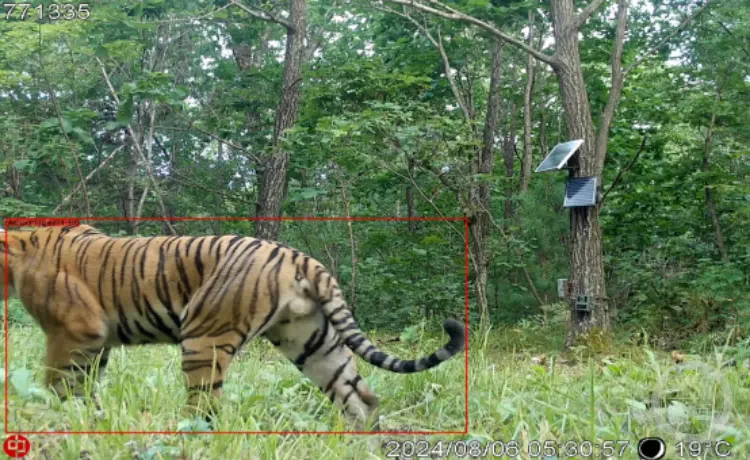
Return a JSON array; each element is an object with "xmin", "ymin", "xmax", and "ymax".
[{"xmin": 1, "ymin": 223, "xmax": 464, "ymax": 430}]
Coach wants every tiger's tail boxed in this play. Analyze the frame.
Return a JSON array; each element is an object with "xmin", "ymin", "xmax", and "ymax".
[{"xmin": 315, "ymin": 276, "xmax": 465, "ymax": 373}]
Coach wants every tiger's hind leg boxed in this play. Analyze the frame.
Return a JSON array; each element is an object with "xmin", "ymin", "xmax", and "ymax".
[{"xmin": 264, "ymin": 310, "xmax": 381, "ymax": 431}]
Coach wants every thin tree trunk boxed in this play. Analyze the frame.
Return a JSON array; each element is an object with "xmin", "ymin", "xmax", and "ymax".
[
  {"xmin": 539, "ymin": 107, "xmax": 548, "ymax": 160},
  {"xmin": 407, "ymin": 158, "xmax": 416, "ymax": 232},
  {"xmin": 214, "ymin": 142, "xmax": 224, "ymax": 235},
  {"xmin": 255, "ymin": 0, "xmax": 307, "ymax": 241},
  {"xmin": 6, "ymin": 165, "xmax": 23, "ymax": 200},
  {"xmin": 502, "ymin": 101, "xmax": 516, "ymax": 219},
  {"xmin": 520, "ymin": 10, "xmax": 535, "ymax": 192},
  {"xmin": 125, "ymin": 150, "xmax": 138, "ymax": 235},
  {"xmin": 469, "ymin": 40, "xmax": 503, "ymax": 327},
  {"xmin": 341, "ymin": 180, "xmax": 357, "ymax": 314},
  {"xmin": 703, "ymin": 86, "xmax": 729, "ymax": 263}
]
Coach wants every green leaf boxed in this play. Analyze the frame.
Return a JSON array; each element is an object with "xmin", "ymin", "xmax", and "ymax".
[
  {"xmin": 12, "ymin": 160, "xmax": 33, "ymax": 171},
  {"xmin": 117, "ymin": 97, "xmax": 134, "ymax": 123},
  {"xmin": 10, "ymin": 368, "xmax": 34, "ymax": 398}
]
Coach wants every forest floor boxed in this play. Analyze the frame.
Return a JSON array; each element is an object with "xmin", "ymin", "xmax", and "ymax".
[{"xmin": 3, "ymin": 318, "xmax": 749, "ymax": 459}]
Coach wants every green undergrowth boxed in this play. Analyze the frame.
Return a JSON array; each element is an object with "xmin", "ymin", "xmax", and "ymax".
[{"xmin": 2, "ymin": 319, "xmax": 749, "ymax": 459}]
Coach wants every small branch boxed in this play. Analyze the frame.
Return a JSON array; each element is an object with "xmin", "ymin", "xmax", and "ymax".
[
  {"xmin": 158, "ymin": 114, "xmax": 262, "ymax": 164},
  {"xmin": 521, "ymin": 262, "xmax": 545, "ymax": 307},
  {"xmin": 39, "ymin": 30, "xmax": 92, "ymax": 218},
  {"xmin": 710, "ymin": 14, "xmax": 750, "ymax": 58},
  {"xmin": 598, "ymin": 135, "xmax": 647, "ymax": 208},
  {"xmin": 573, "ymin": 0, "xmax": 608, "ymax": 30},
  {"xmin": 377, "ymin": 4, "xmax": 473, "ymax": 123},
  {"xmin": 229, "ymin": 0, "xmax": 293, "ymax": 30},
  {"xmin": 593, "ymin": 0, "xmax": 628, "ymax": 174},
  {"xmin": 375, "ymin": 0, "xmax": 558, "ymax": 67},
  {"xmin": 52, "ymin": 146, "xmax": 124, "ymax": 215},
  {"xmin": 170, "ymin": 168, "xmax": 257, "ymax": 206},
  {"xmin": 623, "ymin": 0, "xmax": 713, "ymax": 78},
  {"xmin": 136, "ymin": 182, "xmax": 150, "ymax": 222},
  {"xmin": 96, "ymin": 57, "xmax": 177, "ymax": 235}
]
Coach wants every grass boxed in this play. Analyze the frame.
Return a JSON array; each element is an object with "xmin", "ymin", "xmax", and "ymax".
[{"xmin": 2, "ymin": 311, "xmax": 749, "ymax": 459}]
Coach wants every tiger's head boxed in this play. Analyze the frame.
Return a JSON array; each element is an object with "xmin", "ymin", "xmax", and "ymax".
[{"xmin": 0, "ymin": 225, "xmax": 29, "ymax": 298}]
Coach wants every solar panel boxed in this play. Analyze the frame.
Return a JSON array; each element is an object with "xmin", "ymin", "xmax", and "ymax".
[
  {"xmin": 534, "ymin": 139, "xmax": 584, "ymax": 173},
  {"xmin": 564, "ymin": 176, "xmax": 597, "ymax": 207}
]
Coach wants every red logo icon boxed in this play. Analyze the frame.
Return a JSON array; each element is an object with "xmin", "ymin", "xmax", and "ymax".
[{"xmin": 3, "ymin": 435, "xmax": 30, "ymax": 458}]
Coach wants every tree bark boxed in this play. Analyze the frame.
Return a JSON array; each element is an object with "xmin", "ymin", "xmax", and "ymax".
[
  {"xmin": 255, "ymin": 0, "xmax": 307, "ymax": 241},
  {"xmin": 520, "ymin": 10, "xmax": 535, "ymax": 192}
]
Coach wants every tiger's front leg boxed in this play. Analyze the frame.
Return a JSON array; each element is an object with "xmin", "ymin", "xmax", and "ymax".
[
  {"xmin": 42, "ymin": 275, "xmax": 110, "ymax": 409},
  {"xmin": 179, "ymin": 331, "xmax": 244, "ymax": 426},
  {"xmin": 45, "ymin": 337, "xmax": 110, "ymax": 406}
]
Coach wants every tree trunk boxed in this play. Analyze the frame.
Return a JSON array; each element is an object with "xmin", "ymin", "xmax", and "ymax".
[
  {"xmin": 124, "ymin": 149, "xmax": 138, "ymax": 235},
  {"xmin": 502, "ymin": 102, "xmax": 516, "ymax": 220},
  {"xmin": 539, "ymin": 108, "xmax": 548, "ymax": 161},
  {"xmin": 255, "ymin": 0, "xmax": 307, "ymax": 241},
  {"xmin": 214, "ymin": 142, "xmax": 224, "ymax": 235},
  {"xmin": 6, "ymin": 165, "xmax": 23, "ymax": 200},
  {"xmin": 520, "ymin": 10, "xmax": 535, "ymax": 192},
  {"xmin": 550, "ymin": 0, "xmax": 610, "ymax": 346},
  {"xmin": 407, "ymin": 158, "xmax": 416, "ymax": 232},
  {"xmin": 703, "ymin": 86, "xmax": 729, "ymax": 263},
  {"xmin": 469, "ymin": 40, "xmax": 503, "ymax": 327}
]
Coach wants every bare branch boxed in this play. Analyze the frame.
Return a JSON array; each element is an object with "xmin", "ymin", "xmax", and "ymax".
[
  {"xmin": 711, "ymin": 14, "xmax": 750, "ymax": 58},
  {"xmin": 159, "ymin": 114, "xmax": 263, "ymax": 164},
  {"xmin": 96, "ymin": 57, "xmax": 177, "ymax": 235},
  {"xmin": 623, "ymin": 0, "xmax": 712, "ymax": 78},
  {"xmin": 339, "ymin": 177, "xmax": 357, "ymax": 312},
  {"xmin": 573, "ymin": 0, "xmax": 608, "ymax": 30},
  {"xmin": 598, "ymin": 134, "xmax": 647, "ymax": 208},
  {"xmin": 375, "ymin": 0, "xmax": 558, "ymax": 67},
  {"xmin": 170, "ymin": 167, "xmax": 257, "ymax": 207},
  {"xmin": 594, "ymin": 0, "xmax": 628, "ymax": 173},
  {"xmin": 229, "ymin": 0, "xmax": 293, "ymax": 30},
  {"xmin": 377, "ymin": 4, "xmax": 474, "ymax": 122},
  {"xmin": 39, "ymin": 42, "xmax": 92, "ymax": 218},
  {"xmin": 52, "ymin": 146, "xmax": 124, "ymax": 215}
]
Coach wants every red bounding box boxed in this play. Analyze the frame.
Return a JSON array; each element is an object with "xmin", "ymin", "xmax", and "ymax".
[
  {"xmin": 5, "ymin": 217, "xmax": 80, "ymax": 228},
  {"xmin": 4, "ymin": 216, "xmax": 470, "ymax": 436}
]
